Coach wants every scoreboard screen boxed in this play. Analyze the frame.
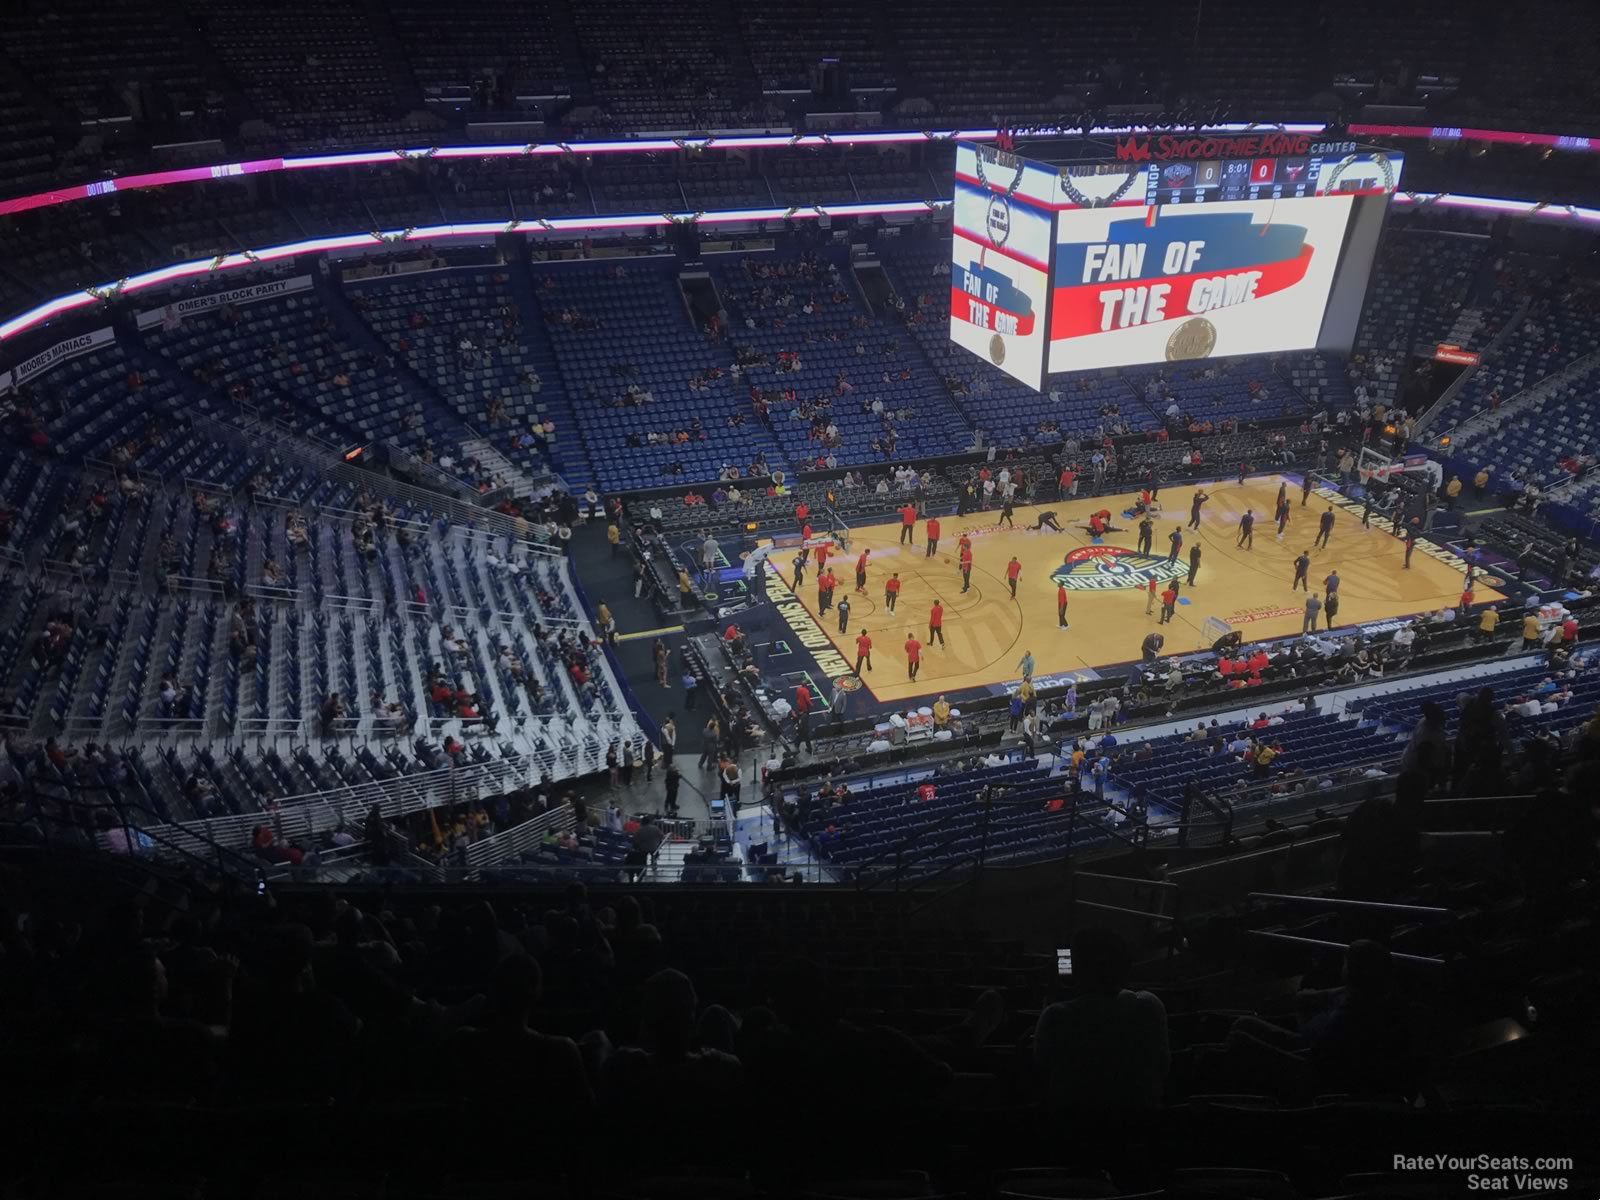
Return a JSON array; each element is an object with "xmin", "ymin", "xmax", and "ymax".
[{"xmin": 950, "ymin": 138, "xmax": 1402, "ymax": 388}]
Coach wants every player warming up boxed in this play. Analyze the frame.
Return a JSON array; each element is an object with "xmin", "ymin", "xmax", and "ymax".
[
  {"xmin": 1006, "ymin": 557, "xmax": 1022, "ymax": 598},
  {"xmin": 854, "ymin": 629, "xmax": 872, "ymax": 674},
  {"xmin": 1292, "ymin": 550, "xmax": 1311, "ymax": 591},
  {"xmin": 928, "ymin": 600, "xmax": 945, "ymax": 646},
  {"xmin": 1315, "ymin": 506, "xmax": 1335, "ymax": 549},
  {"xmin": 1237, "ymin": 509, "xmax": 1255, "ymax": 549},
  {"xmin": 898, "ymin": 503, "xmax": 917, "ymax": 545},
  {"xmin": 904, "ymin": 632, "xmax": 922, "ymax": 680},
  {"xmin": 925, "ymin": 516, "xmax": 941, "ymax": 557},
  {"xmin": 884, "ymin": 572, "xmax": 901, "ymax": 612},
  {"xmin": 1188, "ymin": 490, "xmax": 1210, "ymax": 530}
]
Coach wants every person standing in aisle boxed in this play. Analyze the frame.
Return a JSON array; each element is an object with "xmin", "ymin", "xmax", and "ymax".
[
  {"xmin": 699, "ymin": 715, "xmax": 721, "ymax": 768},
  {"xmin": 663, "ymin": 763, "xmax": 681, "ymax": 816},
  {"xmin": 661, "ymin": 714, "xmax": 677, "ymax": 766}
]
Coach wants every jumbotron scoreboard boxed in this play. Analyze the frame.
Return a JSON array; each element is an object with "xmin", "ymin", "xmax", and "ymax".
[{"xmin": 949, "ymin": 131, "xmax": 1404, "ymax": 389}]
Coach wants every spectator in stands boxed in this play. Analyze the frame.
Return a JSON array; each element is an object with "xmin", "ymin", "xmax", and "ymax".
[
  {"xmin": 1034, "ymin": 927, "xmax": 1169, "ymax": 1112},
  {"xmin": 1453, "ymin": 689, "xmax": 1509, "ymax": 796},
  {"xmin": 598, "ymin": 968, "xmax": 740, "ymax": 1130},
  {"xmin": 453, "ymin": 954, "xmax": 591, "ymax": 1118},
  {"xmin": 1220, "ymin": 939, "xmax": 1413, "ymax": 1098},
  {"xmin": 318, "ymin": 693, "xmax": 345, "ymax": 738},
  {"xmin": 1398, "ymin": 702, "xmax": 1451, "ymax": 789}
]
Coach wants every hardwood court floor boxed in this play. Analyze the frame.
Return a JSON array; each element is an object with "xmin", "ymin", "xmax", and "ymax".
[{"xmin": 766, "ymin": 475, "xmax": 1500, "ymax": 705}]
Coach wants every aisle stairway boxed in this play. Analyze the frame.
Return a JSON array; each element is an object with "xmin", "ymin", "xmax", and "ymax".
[{"xmin": 507, "ymin": 255, "xmax": 593, "ymax": 490}]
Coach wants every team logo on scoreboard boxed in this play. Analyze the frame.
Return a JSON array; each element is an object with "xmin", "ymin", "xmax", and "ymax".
[
  {"xmin": 985, "ymin": 194, "xmax": 1011, "ymax": 247},
  {"xmin": 1051, "ymin": 546, "xmax": 1188, "ymax": 593},
  {"xmin": 1161, "ymin": 163, "xmax": 1195, "ymax": 189},
  {"xmin": 954, "ymin": 260, "xmax": 1036, "ymax": 340}
]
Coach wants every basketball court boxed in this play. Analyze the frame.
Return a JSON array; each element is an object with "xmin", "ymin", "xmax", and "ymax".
[{"xmin": 766, "ymin": 475, "xmax": 1499, "ymax": 705}]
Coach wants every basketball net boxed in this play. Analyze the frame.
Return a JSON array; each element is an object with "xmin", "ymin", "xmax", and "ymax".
[{"xmin": 1358, "ymin": 462, "xmax": 1407, "ymax": 486}]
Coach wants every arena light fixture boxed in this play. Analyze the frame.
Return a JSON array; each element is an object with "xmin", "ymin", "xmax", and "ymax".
[
  {"xmin": 0, "ymin": 123, "xmax": 1327, "ymax": 218},
  {"xmin": 17, "ymin": 117, "xmax": 1600, "ymax": 222},
  {"xmin": 2, "ymin": 186, "xmax": 1593, "ymax": 346}
]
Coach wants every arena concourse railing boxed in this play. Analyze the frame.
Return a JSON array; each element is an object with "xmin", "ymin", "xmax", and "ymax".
[{"xmin": 133, "ymin": 748, "xmax": 559, "ymax": 858}]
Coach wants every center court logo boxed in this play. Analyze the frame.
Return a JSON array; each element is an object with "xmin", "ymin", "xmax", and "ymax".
[{"xmin": 1052, "ymin": 545, "xmax": 1189, "ymax": 592}]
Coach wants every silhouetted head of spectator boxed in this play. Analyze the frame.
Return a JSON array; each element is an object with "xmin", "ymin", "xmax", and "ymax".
[
  {"xmin": 641, "ymin": 968, "xmax": 700, "ymax": 1057},
  {"xmin": 263, "ymin": 923, "xmax": 316, "ymax": 992},
  {"xmin": 1072, "ymin": 926, "xmax": 1133, "ymax": 997},
  {"xmin": 615, "ymin": 894, "xmax": 643, "ymax": 934},
  {"xmin": 111, "ymin": 945, "xmax": 167, "ymax": 1021},
  {"xmin": 491, "ymin": 954, "xmax": 543, "ymax": 1027}
]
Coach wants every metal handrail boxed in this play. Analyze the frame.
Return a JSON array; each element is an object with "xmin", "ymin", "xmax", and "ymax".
[
  {"xmin": 1243, "ymin": 928, "xmax": 1446, "ymax": 967},
  {"xmin": 1246, "ymin": 891, "xmax": 1453, "ymax": 917},
  {"xmin": 1073, "ymin": 898, "xmax": 1178, "ymax": 924},
  {"xmin": 1075, "ymin": 869, "xmax": 1179, "ymax": 891}
]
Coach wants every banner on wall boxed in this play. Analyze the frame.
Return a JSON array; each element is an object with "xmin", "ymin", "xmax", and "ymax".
[
  {"xmin": 135, "ymin": 274, "xmax": 313, "ymax": 330},
  {"xmin": 3, "ymin": 326, "xmax": 115, "ymax": 391}
]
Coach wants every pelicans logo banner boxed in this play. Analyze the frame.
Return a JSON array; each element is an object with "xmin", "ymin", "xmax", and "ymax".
[{"xmin": 1051, "ymin": 545, "xmax": 1189, "ymax": 593}]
